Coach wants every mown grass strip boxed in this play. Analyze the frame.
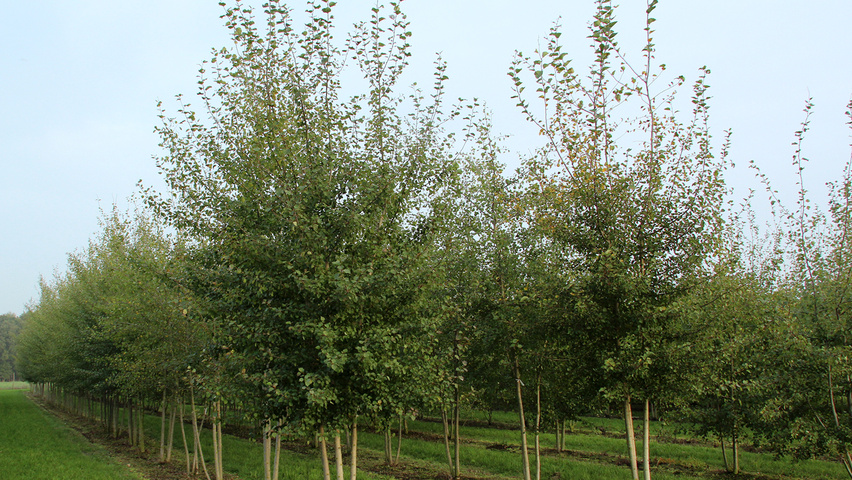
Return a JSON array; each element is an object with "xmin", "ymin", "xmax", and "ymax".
[
  {"xmin": 0, "ymin": 390, "xmax": 142, "ymax": 480},
  {"xmin": 0, "ymin": 381, "xmax": 29, "ymax": 390}
]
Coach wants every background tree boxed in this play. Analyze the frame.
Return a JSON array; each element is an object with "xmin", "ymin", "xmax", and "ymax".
[
  {"xmin": 750, "ymin": 99, "xmax": 852, "ymax": 477},
  {"xmin": 0, "ymin": 313, "xmax": 24, "ymax": 382},
  {"xmin": 511, "ymin": 1, "xmax": 730, "ymax": 478}
]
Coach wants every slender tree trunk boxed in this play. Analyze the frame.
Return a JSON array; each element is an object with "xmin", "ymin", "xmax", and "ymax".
[
  {"xmin": 264, "ymin": 420, "xmax": 272, "ymax": 480},
  {"xmin": 167, "ymin": 398, "xmax": 177, "ymax": 463},
  {"xmin": 395, "ymin": 414, "xmax": 403, "ymax": 464},
  {"xmin": 334, "ymin": 433, "xmax": 344, "ymax": 480},
  {"xmin": 555, "ymin": 419, "xmax": 561, "ymax": 453},
  {"xmin": 350, "ymin": 419, "xmax": 358, "ymax": 480},
  {"xmin": 720, "ymin": 433, "xmax": 729, "ymax": 472},
  {"xmin": 513, "ymin": 352, "xmax": 532, "ymax": 480},
  {"xmin": 535, "ymin": 371, "xmax": 542, "ymax": 480},
  {"xmin": 453, "ymin": 387, "xmax": 461, "ymax": 479},
  {"xmin": 160, "ymin": 391, "xmax": 167, "ymax": 462},
  {"xmin": 273, "ymin": 420, "xmax": 282, "ymax": 480},
  {"xmin": 128, "ymin": 401, "xmax": 134, "ymax": 446},
  {"xmin": 190, "ymin": 390, "xmax": 211, "ymax": 480},
  {"xmin": 138, "ymin": 398, "xmax": 146, "ymax": 453},
  {"xmin": 625, "ymin": 396, "xmax": 639, "ymax": 480},
  {"xmin": 110, "ymin": 397, "xmax": 117, "ymax": 438},
  {"xmin": 643, "ymin": 398, "xmax": 651, "ymax": 480},
  {"xmin": 441, "ymin": 408, "xmax": 455, "ymax": 478},
  {"xmin": 212, "ymin": 401, "xmax": 223, "ymax": 480},
  {"xmin": 180, "ymin": 399, "xmax": 191, "ymax": 474},
  {"xmin": 732, "ymin": 422, "xmax": 739, "ymax": 475},
  {"xmin": 320, "ymin": 425, "xmax": 331, "ymax": 480},
  {"xmin": 383, "ymin": 428, "xmax": 392, "ymax": 465}
]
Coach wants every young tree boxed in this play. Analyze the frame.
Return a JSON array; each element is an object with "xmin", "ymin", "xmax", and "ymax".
[
  {"xmin": 511, "ymin": 1, "xmax": 729, "ymax": 477},
  {"xmin": 147, "ymin": 1, "xmax": 468, "ymax": 478},
  {"xmin": 0, "ymin": 313, "xmax": 24, "ymax": 382},
  {"xmin": 752, "ymin": 99, "xmax": 852, "ymax": 476}
]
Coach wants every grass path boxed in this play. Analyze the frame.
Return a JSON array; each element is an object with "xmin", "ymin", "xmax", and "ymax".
[{"xmin": 0, "ymin": 389, "xmax": 143, "ymax": 480}]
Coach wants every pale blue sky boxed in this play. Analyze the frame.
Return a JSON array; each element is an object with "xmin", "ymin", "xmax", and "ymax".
[{"xmin": 2, "ymin": 1, "xmax": 851, "ymax": 314}]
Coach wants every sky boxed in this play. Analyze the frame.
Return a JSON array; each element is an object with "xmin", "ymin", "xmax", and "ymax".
[{"xmin": 2, "ymin": 0, "xmax": 851, "ymax": 315}]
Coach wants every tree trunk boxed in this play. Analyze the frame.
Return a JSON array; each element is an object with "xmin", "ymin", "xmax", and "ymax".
[
  {"xmin": 394, "ymin": 415, "xmax": 404, "ymax": 464},
  {"xmin": 720, "ymin": 434, "xmax": 729, "ymax": 472},
  {"xmin": 513, "ymin": 352, "xmax": 532, "ymax": 480},
  {"xmin": 395, "ymin": 414, "xmax": 403, "ymax": 464},
  {"xmin": 732, "ymin": 422, "xmax": 739, "ymax": 475},
  {"xmin": 320, "ymin": 425, "xmax": 331, "ymax": 480},
  {"xmin": 264, "ymin": 420, "xmax": 272, "ymax": 480},
  {"xmin": 441, "ymin": 408, "xmax": 455, "ymax": 479},
  {"xmin": 160, "ymin": 391, "xmax": 167, "ymax": 462},
  {"xmin": 350, "ymin": 419, "xmax": 358, "ymax": 480},
  {"xmin": 273, "ymin": 421, "xmax": 282, "ymax": 480},
  {"xmin": 212, "ymin": 401, "xmax": 223, "ymax": 480},
  {"xmin": 128, "ymin": 401, "xmax": 134, "ymax": 446},
  {"xmin": 334, "ymin": 432, "xmax": 344, "ymax": 480},
  {"xmin": 643, "ymin": 398, "xmax": 651, "ymax": 480},
  {"xmin": 535, "ymin": 371, "xmax": 542, "ymax": 480},
  {"xmin": 190, "ymin": 390, "xmax": 211, "ymax": 480},
  {"xmin": 555, "ymin": 419, "xmax": 562, "ymax": 453},
  {"xmin": 383, "ymin": 428, "xmax": 392, "ymax": 465},
  {"xmin": 138, "ymin": 398, "xmax": 146, "ymax": 453},
  {"xmin": 179, "ymin": 399, "xmax": 191, "ymax": 474},
  {"xmin": 167, "ymin": 398, "xmax": 176, "ymax": 463},
  {"xmin": 453, "ymin": 387, "xmax": 461, "ymax": 479},
  {"xmin": 625, "ymin": 396, "xmax": 639, "ymax": 480}
]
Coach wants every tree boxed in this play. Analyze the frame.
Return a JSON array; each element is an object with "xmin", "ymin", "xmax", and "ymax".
[
  {"xmin": 0, "ymin": 313, "xmax": 24, "ymax": 382},
  {"xmin": 680, "ymin": 203, "xmax": 785, "ymax": 474},
  {"xmin": 146, "ymin": 1, "xmax": 469, "ymax": 478},
  {"xmin": 750, "ymin": 99, "xmax": 852, "ymax": 476},
  {"xmin": 511, "ymin": 1, "xmax": 729, "ymax": 478}
]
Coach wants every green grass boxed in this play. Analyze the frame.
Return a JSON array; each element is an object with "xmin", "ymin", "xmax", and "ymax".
[
  {"xmin": 40, "ymin": 395, "xmax": 849, "ymax": 480},
  {"xmin": 0, "ymin": 390, "xmax": 142, "ymax": 480},
  {"xmin": 0, "ymin": 381, "xmax": 29, "ymax": 390},
  {"xmin": 373, "ymin": 412, "xmax": 847, "ymax": 480},
  {"xmin": 131, "ymin": 405, "xmax": 392, "ymax": 480}
]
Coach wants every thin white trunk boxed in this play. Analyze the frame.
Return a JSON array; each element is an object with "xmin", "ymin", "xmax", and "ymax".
[
  {"xmin": 643, "ymin": 399, "xmax": 651, "ymax": 480},
  {"xmin": 319, "ymin": 425, "xmax": 331, "ymax": 480},
  {"xmin": 395, "ymin": 414, "xmax": 403, "ymax": 464},
  {"xmin": 167, "ymin": 398, "xmax": 177, "ymax": 463},
  {"xmin": 513, "ymin": 354, "xmax": 532, "ymax": 480},
  {"xmin": 625, "ymin": 396, "xmax": 639, "ymax": 480},
  {"xmin": 535, "ymin": 372, "xmax": 541, "ymax": 480},
  {"xmin": 334, "ymin": 433, "xmax": 344, "ymax": 480},
  {"xmin": 179, "ymin": 399, "xmax": 191, "ymax": 473},
  {"xmin": 273, "ymin": 422, "xmax": 281, "ymax": 480},
  {"xmin": 264, "ymin": 421, "xmax": 271, "ymax": 480},
  {"xmin": 732, "ymin": 424, "xmax": 739, "ymax": 475},
  {"xmin": 453, "ymin": 390, "xmax": 461, "ymax": 478},
  {"xmin": 190, "ymin": 390, "xmax": 211, "ymax": 480}
]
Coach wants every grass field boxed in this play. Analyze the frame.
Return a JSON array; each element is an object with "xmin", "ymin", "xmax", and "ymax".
[
  {"xmin": 0, "ymin": 389, "xmax": 142, "ymax": 480},
  {"xmin": 14, "ymin": 388, "xmax": 849, "ymax": 480},
  {"xmin": 126, "ymin": 403, "xmax": 846, "ymax": 480},
  {"xmin": 0, "ymin": 381, "xmax": 29, "ymax": 390}
]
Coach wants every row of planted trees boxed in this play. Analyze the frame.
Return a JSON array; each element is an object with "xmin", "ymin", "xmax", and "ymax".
[{"xmin": 15, "ymin": 1, "xmax": 852, "ymax": 479}]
